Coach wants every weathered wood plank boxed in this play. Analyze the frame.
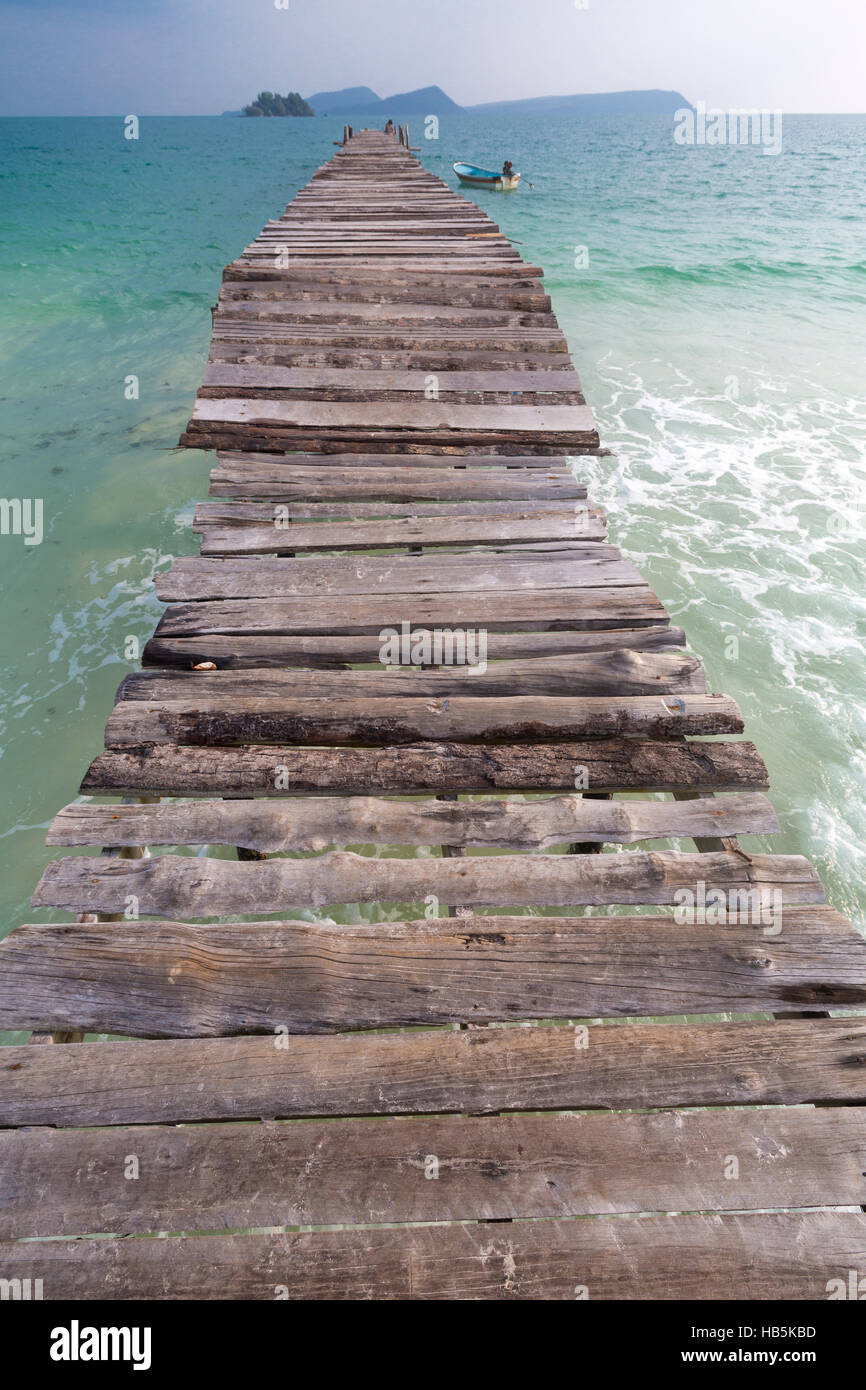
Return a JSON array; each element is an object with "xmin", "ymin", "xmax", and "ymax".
[
  {"xmin": 220, "ymin": 282, "xmax": 552, "ymax": 310},
  {"xmin": 209, "ymin": 351, "xmax": 574, "ymax": 375},
  {"xmin": 103, "ymin": 693, "xmax": 741, "ymax": 747},
  {"xmin": 231, "ymin": 260, "xmax": 549, "ymax": 277},
  {"xmin": 4, "ymin": 1213, "xmax": 866, "ymax": 1300},
  {"xmin": 117, "ymin": 653, "xmax": 707, "ymax": 701},
  {"xmin": 209, "ymin": 335, "xmax": 571, "ymax": 361},
  {"xmin": 211, "ymin": 323, "xmax": 565, "ymax": 342},
  {"xmin": 47, "ymin": 790, "xmax": 775, "ymax": 852},
  {"xmin": 187, "ymin": 428, "xmax": 598, "ymax": 453},
  {"xmin": 157, "ymin": 554, "xmax": 645, "ymax": 602},
  {"xmin": 215, "ymin": 449, "xmax": 579, "ymax": 470},
  {"xmin": 80, "ymin": 738, "xmax": 769, "ymax": 798},
  {"xmin": 3, "ymin": 1019, "xmax": 864, "ymax": 1127},
  {"xmin": 215, "ymin": 302, "xmax": 551, "ymax": 326},
  {"xmin": 156, "ymin": 591, "xmax": 666, "ymax": 637},
  {"xmin": 189, "ymin": 398, "xmax": 599, "ymax": 439},
  {"xmin": 196, "ymin": 512, "xmax": 610, "ymax": 554},
  {"xmin": 3, "ymin": 1108, "xmax": 865, "ymax": 1239},
  {"xmin": 202, "ymin": 366, "xmax": 580, "ymax": 394},
  {"xmin": 31, "ymin": 849, "xmax": 822, "ymax": 918},
  {"xmin": 205, "ymin": 500, "xmax": 593, "ymax": 519},
  {"xmin": 6, "ymin": 903, "xmax": 859, "ymax": 1038},
  {"xmin": 203, "ymin": 469, "xmax": 585, "ymax": 501},
  {"xmin": 142, "ymin": 627, "xmax": 688, "ymax": 670}
]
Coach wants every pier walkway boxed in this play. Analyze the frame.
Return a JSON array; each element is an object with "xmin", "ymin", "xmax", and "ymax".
[{"xmin": 2, "ymin": 130, "xmax": 865, "ymax": 1299}]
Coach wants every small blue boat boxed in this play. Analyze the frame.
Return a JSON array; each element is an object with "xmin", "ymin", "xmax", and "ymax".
[{"xmin": 453, "ymin": 161, "xmax": 521, "ymax": 191}]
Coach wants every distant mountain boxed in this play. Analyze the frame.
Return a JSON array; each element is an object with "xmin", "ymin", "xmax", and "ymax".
[
  {"xmin": 306, "ymin": 86, "xmax": 382, "ymax": 115},
  {"xmin": 378, "ymin": 85, "xmax": 463, "ymax": 115},
  {"xmin": 221, "ymin": 110, "xmax": 243, "ymax": 117},
  {"xmin": 294, "ymin": 83, "xmax": 691, "ymax": 120},
  {"xmin": 304, "ymin": 84, "xmax": 464, "ymax": 116},
  {"xmin": 466, "ymin": 89, "xmax": 692, "ymax": 117}
]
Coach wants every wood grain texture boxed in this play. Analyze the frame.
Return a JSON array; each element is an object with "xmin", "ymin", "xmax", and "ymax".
[
  {"xmin": 3, "ymin": 1108, "xmax": 864, "ymax": 1239},
  {"xmin": 141, "ymin": 626, "xmax": 687, "ymax": 670},
  {"xmin": 30, "ymin": 848, "xmax": 823, "ymax": 917},
  {"xmin": 195, "ymin": 510, "xmax": 609, "ymax": 554},
  {"xmin": 203, "ymin": 365, "xmax": 579, "ymax": 394},
  {"xmin": 155, "ymin": 590, "xmax": 663, "ymax": 637},
  {"xmin": 3, "ymin": 1213, "xmax": 866, "ymax": 1299},
  {"xmin": 189, "ymin": 397, "xmax": 598, "ymax": 437},
  {"xmin": 203, "ymin": 470, "xmax": 585, "ymax": 502},
  {"xmin": 3, "ymin": 1019, "xmax": 865, "ymax": 1127},
  {"xmin": 214, "ymin": 449, "xmax": 581, "ymax": 469},
  {"xmin": 51, "ymin": 792, "xmax": 775, "ymax": 854},
  {"xmin": 80, "ymin": 738, "xmax": 770, "ymax": 797},
  {"xmin": 103, "ymin": 693, "xmax": 741, "ymax": 747},
  {"xmin": 118, "ymin": 653, "xmax": 707, "ymax": 702},
  {"xmin": 3, "ymin": 905, "xmax": 860, "ymax": 1038},
  {"xmin": 159, "ymin": 552, "xmax": 643, "ymax": 600}
]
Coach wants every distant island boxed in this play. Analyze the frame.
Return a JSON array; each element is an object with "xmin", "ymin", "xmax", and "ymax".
[
  {"xmin": 241, "ymin": 90, "xmax": 314, "ymax": 117},
  {"xmin": 225, "ymin": 85, "xmax": 693, "ymax": 119},
  {"xmin": 306, "ymin": 84, "xmax": 461, "ymax": 117},
  {"xmin": 302, "ymin": 85, "xmax": 691, "ymax": 117},
  {"xmin": 465, "ymin": 89, "xmax": 692, "ymax": 117}
]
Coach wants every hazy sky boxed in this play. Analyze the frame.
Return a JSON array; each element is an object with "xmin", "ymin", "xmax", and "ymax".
[{"xmin": 1, "ymin": 0, "xmax": 863, "ymax": 116}]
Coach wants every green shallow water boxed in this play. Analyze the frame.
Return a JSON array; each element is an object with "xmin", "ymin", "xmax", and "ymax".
[{"xmin": 0, "ymin": 114, "xmax": 864, "ymax": 1042}]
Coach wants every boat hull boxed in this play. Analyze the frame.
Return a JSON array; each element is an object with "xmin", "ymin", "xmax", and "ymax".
[{"xmin": 453, "ymin": 162, "xmax": 521, "ymax": 191}]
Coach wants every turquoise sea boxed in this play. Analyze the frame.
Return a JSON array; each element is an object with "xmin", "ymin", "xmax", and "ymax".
[{"xmin": 1, "ymin": 113, "xmax": 864, "ymax": 1043}]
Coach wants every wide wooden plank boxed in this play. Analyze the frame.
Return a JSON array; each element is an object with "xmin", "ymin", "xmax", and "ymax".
[
  {"xmin": 211, "ymin": 322, "xmax": 565, "ymax": 342},
  {"xmin": 31, "ymin": 849, "xmax": 822, "ymax": 918},
  {"xmin": 4, "ymin": 1213, "xmax": 865, "ymax": 1300},
  {"xmin": 156, "ymin": 591, "xmax": 665, "ymax": 637},
  {"xmin": 220, "ymin": 283, "xmax": 552, "ymax": 310},
  {"xmin": 103, "ymin": 693, "xmax": 741, "ymax": 747},
  {"xmin": 197, "ymin": 513, "xmax": 610, "ymax": 554},
  {"xmin": 210, "ymin": 503, "xmax": 592, "ymax": 520},
  {"xmin": 209, "ymin": 331, "xmax": 565, "ymax": 355},
  {"xmin": 215, "ymin": 304, "xmax": 549, "ymax": 328},
  {"xmin": 142, "ymin": 626, "xmax": 688, "ymax": 669},
  {"xmin": 187, "ymin": 428, "xmax": 599, "ymax": 453},
  {"xmin": 157, "ymin": 554, "xmax": 646, "ymax": 601},
  {"xmin": 209, "ymin": 348, "xmax": 574, "ymax": 372},
  {"xmin": 202, "ymin": 366, "xmax": 579, "ymax": 394},
  {"xmin": 80, "ymin": 738, "xmax": 769, "ymax": 797},
  {"xmin": 215, "ymin": 455, "xmax": 583, "ymax": 478},
  {"xmin": 6, "ymin": 904, "xmax": 858, "ymax": 1038},
  {"xmin": 236, "ymin": 249, "xmax": 526, "ymax": 263},
  {"xmin": 203, "ymin": 469, "xmax": 585, "ymax": 501},
  {"xmin": 3, "ymin": 1019, "xmax": 864, "ymax": 1127},
  {"xmin": 47, "ymin": 790, "xmax": 776, "ymax": 852},
  {"xmin": 190, "ymin": 398, "xmax": 598, "ymax": 437},
  {"xmin": 230, "ymin": 261, "xmax": 549, "ymax": 277},
  {"xmin": 3, "ymin": 1108, "xmax": 865, "ymax": 1239},
  {"xmin": 118, "ymin": 653, "xmax": 707, "ymax": 701}
]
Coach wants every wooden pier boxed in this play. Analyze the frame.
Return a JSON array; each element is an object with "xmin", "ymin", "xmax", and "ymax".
[{"xmin": 2, "ymin": 129, "xmax": 865, "ymax": 1300}]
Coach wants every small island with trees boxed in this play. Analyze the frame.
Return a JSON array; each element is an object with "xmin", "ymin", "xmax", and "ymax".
[{"xmin": 242, "ymin": 91, "xmax": 314, "ymax": 117}]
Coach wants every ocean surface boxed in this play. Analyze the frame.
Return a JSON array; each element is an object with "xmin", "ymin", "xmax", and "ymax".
[{"xmin": 1, "ymin": 112, "xmax": 864, "ymax": 1040}]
